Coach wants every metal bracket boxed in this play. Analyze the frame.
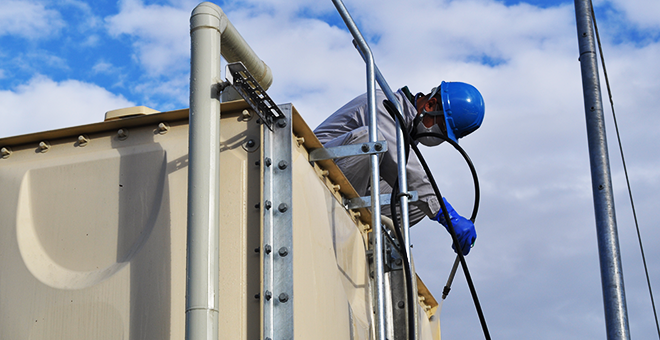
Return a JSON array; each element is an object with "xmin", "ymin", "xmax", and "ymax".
[
  {"xmin": 344, "ymin": 191, "xmax": 418, "ymax": 210},
  {"xmin": 308, "ymin": 141, "xmax": 387, "ymax": 162},
  {"xmin": 262, "ymin": 104, "xmax": 294, "ymax": 340},
  {"xmin": 225, "ymin": 62, "xmax": 283, "ymax": 130}
]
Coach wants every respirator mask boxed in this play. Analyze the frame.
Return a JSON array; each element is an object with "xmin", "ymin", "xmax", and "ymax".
[{"xmin": 412, "ymin": 109, "xmax": 447, "ymax": 147}]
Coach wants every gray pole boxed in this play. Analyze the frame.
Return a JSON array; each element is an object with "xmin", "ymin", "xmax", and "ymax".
[{"xmin": 574, "ymin": 1, "xmax": 631, "ymax": 339}]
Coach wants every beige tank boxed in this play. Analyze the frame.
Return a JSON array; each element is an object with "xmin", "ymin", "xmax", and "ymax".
[{"xmin": 0, "ymin": 101, "xmax": 440, "ymax": 339}]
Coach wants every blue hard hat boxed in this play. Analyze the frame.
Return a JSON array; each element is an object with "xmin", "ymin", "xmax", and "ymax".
[{"xmin": 428, "ymin": 81, "xmax": 485, "ymax": 143}]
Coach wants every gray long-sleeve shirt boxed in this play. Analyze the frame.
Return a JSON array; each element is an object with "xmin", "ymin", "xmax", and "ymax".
[{"xmin": 314, "ymin": 88, "xmax": 441, "ymax": 226}]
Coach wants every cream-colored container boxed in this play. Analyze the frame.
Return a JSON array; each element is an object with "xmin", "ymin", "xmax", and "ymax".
[{"xmin": 0, "ymin": 101, "xmax": 439, "ymax": 339}]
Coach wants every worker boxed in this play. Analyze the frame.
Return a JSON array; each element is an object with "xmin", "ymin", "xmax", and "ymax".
[{"xmin": 314, "ymin": 81, "xmax": 485, "ymax": 255}]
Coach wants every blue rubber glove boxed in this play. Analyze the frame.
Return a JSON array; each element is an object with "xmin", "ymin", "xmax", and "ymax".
[{"xmin": 434, "ymin": 198, "xmax": 477, "ymax": 256}]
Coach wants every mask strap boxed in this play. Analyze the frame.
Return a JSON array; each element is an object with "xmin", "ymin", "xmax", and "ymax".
[{"xmin": 410, "ymin": 111, "xmax": 425, "ymax": 140}]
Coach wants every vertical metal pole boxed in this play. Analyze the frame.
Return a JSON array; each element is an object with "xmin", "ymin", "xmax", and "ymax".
[
  {"xmin": 331, "ymin": 1, "xmax": 386, "ymax": 339},
  {"xmin": 351, "ymin": 51, "xmax": 419, "ymax": 337},
  {"xmin": 372, "ymin": 66, "xmax": 418, "ymax": 339},
  {"xmin": 186, "ymin": 3, "xmax": 223, "ymax": 340},
  {"xmin": 574, "ymin": 1, "xmax": 631, "ymax": 339}
]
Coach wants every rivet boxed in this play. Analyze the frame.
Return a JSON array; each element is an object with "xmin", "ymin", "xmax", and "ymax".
[
  {"xmin": 278, "ymin": 293, "xmax": 289, "ymax": 303},
  {"xmin": 38, "ymin": 141, "xmax": 50, "ymax": 152},
  {"xmin": 278, "ymin": 160, "xmax": 288, "ymax": 170},
  {"xmin": 598, "ymin": 184, "xmax": 604, "ymax": 190},
  {"xmin": 278, "ymin": 203, "xmax": 288, "ymax": 213},
  {"xmin": 1, "ymin": 147, "xmax": 12, "ymax": 159},
  {"xmin": 246, "ymin": 139, "xmax": 256, "ymax": 148},
  {"xmin": 276, "ymin": 119, "xmax": 287, "ymax": 128},
  {"xmin": 361, "ymin": 144, "xmax": 370, "ymax": 152},
  {"xmin": 375, "ymin": 143, "xmax": 383, "ymax": 151},
  {"xmin": 397, "ymin": 301, "xmax": 405, "ymax": 309},
  {"xmin": 264, "ymin": 200, "xmax": 272, "ymax": 210},
  {"xmin": 158, "ymin": 122, "xmax": 170, "ymax": 133},
  {"xmin": 278, "ymin": 247, "xmax": 288, "ymax": 257},
  {"xmin": 118, "ymin": 128, "xmax": 128, "ymax": 140},
  {"xmin": 264, "ymin": 291, "xmax": 272, "ymax": 301},
  {"xmin": 77, "ymin": 135, "xmax": 89, "ymax": 146}
]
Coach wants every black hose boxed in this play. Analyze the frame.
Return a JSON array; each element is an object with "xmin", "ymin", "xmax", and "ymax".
[
  {"xmin": 414, "ymin": 132, "xmax": 480, "ymax": 222},
  {"xmin": 408, "ymin": 136, "xmax": 491, "ymax": 340},
  {"xmin": 383, "ymin": 100, "xmax": 491, "ymax": 340},
  {"xmin": 389, "ymin": 181, "xmax": 416, "ymax": 340}
]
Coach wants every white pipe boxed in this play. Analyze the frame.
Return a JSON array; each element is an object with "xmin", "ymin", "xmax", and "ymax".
[
  {"xmin": 186, "ymin": 3, "xmax": 273, "ymax": 340},
  {"xmin": 186, "ymin": 3, "xmax": 222, "ymax": 340}
]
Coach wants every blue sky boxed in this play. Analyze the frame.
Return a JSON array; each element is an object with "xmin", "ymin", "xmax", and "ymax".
[{"xmin": 2, "ymin": 0, "xmax": 660, "ymax": 339}]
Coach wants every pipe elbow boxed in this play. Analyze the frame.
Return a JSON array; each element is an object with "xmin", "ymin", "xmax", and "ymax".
[
  {"xmin": 190, "ymin": 2, "xmax": 273, "ymax": 90},
  {"xmin": 190, "ymin": 2, "xmax": 228, "ymax": 33}
]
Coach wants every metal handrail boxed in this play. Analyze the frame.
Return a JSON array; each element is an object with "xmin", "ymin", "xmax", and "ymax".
[
  {"xmin": 352, "ymin": 46, "xmax": 419, "ymax": 340},
  {"xmin": 331, "ymin": 0, "xmax": 416, "ymax": 339}
]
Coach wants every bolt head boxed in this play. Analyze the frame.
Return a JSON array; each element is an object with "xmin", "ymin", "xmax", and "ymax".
[
  {"xmin": 375, "ymin": 143, "xmax": 382, "ymax": 151},
  {"xmin": 157, "ymin": 122, "xmax": 170, "ymax": 133},
  {"xmin": 38, "ymin": 141, "xmax": 50, "ymax": 151},
  {"xmin": 278, "ymin": 247, "xmax": 289, "ymax": 257},
  {"xmin": 361, "ymin": 144, "xmax": 370, "ymax": 152},
  {"xmin": 278, "ymin": 160, "xmax": 288, "ymax": 170},
  {"xmin": 1, "ymin": 147, "xmax": 11, "ymax": 158},
  {"xmin": 278, "ymin": 293, "xmax": 289, "ymax": 303},
  {"xmin": 278, "ymin": 203, "xmax": 288, "ymax": 213},
  {"xmin": 276, "ymin": 119, "xmax": 287, "ymax": 128}
]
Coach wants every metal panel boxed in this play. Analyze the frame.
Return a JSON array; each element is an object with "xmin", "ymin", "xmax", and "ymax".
[{"xmin": 262, "ymin": 104, "xmax": 294, "ymax": 340}]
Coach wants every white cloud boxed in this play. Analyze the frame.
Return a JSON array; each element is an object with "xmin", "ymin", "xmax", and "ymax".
[
  {"xmin": 607, "ymin": 0, "xmax": 660, "ymax": 30},
  {"xmin": 105, "ymin": 0, "xmax": 190, "ymax": 77},
  {"xmin": 0, "ymin": 0, "xmax": 65, "ymax": 39},
  {"xmin": 0, "ymin": 75, "xmax": 134, "ymax": 138},
  {"xmin": 92, "ymin": 60, "xmax": 114, "ymax": 74}
]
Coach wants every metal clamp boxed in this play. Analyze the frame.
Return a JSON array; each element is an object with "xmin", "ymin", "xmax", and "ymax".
[
  {"xmin": 308, "ymin": 141, "xmax": 387, "ymax": 162},
  {"xmin": 344, "ymin": 191, "xmax": 418, "ymax": 210},
  {"xmin": 225, "ymin": 62, "xmax": 283, "ymax": 130}
]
